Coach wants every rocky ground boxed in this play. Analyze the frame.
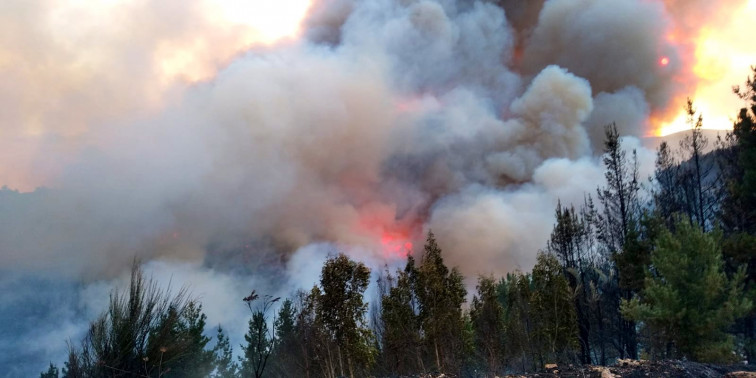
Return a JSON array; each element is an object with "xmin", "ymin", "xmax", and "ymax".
[
  {"xmin": 390, "ymin": 360, "xmax": 756, "ymax": 377},
  {"xmin": 504, "ymin": 359, "xmax": 756, "ymax": 377}
]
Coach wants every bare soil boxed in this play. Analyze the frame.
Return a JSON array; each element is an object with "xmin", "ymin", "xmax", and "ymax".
[{"xmin": 504, "ymin": 359, "xmax": 756, "ymax": 378}]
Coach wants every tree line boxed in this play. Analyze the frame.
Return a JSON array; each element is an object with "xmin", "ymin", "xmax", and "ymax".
[{"xmin": 42, "ymin": 67, "xmax": 756, "ymax": 377}]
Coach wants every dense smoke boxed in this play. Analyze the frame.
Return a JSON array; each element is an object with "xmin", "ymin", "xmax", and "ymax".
[{"xmin": 0, "ymin": 0, "xmax": 736, "ymax": 373}]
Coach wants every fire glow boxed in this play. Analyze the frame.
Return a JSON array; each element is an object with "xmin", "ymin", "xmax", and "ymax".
[
  {"xmin": 381, "ymin": 231, "xmax": 414, "ymax": 258},
  {"xmin": 654, "ymin": 0, "xmax": 756, "ymax": 136}
]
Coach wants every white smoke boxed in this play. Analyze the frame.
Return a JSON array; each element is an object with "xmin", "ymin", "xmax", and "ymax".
[{"xmin": 0, "ymin": 0, "xmax": 699, "ymax": 373}]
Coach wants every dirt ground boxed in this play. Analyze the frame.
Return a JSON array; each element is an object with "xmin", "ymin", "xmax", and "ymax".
[{"xmin": 504, "ymin": 359, "xmax": 756, "ymax": 377}]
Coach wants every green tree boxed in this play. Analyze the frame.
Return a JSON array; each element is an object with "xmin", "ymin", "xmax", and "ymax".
[
  {"xmin": 732, "ymin": 66, "xmax": 756, "ymax": 233},
  {"xmin": 317, "ymin": 254, "xmax": 375, "ymax": 378},
  {"xmin": 500, "ymin": 271, "xmax": 536, "ymax": 372},
  {"xmin": 547, "ymin": 201, "xmax": 594, "ymax": 364},
  {"xmin": 380, "ymin": 260, "xmax": 424, "ymax": 375},
  {"xmin": 597, "ymin": 123, "xmax": 640, "ymax": 253},
  {"xmin": 40, "ymin": 363, "xmax": 58, "ymax": 378},
  {"xmin": 720, "ymin": 66, "xmax": 756, "ymax": 364},
  {"xmin": 415, "ymin": 231, "xmax": 467, "ymax": 373},
  {"xmin": 653, "ymin": 141, "xmax": 684, "ymax": 228},
  {"xmin": 530, "ymin": 253, "xmax": 578, "ymax": 364},
  {"xmin": 284, "ymin": 287, "xmax": 339, "ymax": 377},
  {"xmin": 622, "ymin": 218, "xmax": 752, "ymax": 362},
  {"xmin": 470, "ymin": 275, "xmax": 505, "ymax": 375},
  {"xmin": 240, "ymin": 291, "xmax": 280, "ymax": 378},
  {"xmin": 61, "ymin": 345, "xmax": 84, "ymax": 378},
  {"xmin": 152, "ymin": 302, "xmax": 215, "ymax": 377},
  {"xmin": 596, "ymin": 123, "xmax": 641, "ymax": 359},
  {"xmin": 64, "ymin": 261, "xmax": 212, "ymax": 377},
  {"xmin": 212, "ymin": 326, "xmax": 238, "ymax": 378},
  {"xmin": 268, "ymin": 298, "xmax": 296, "ymax": 377},
  {"xmin": 678, "ymin": 99, "xmax": 720, "ymax": 231}
]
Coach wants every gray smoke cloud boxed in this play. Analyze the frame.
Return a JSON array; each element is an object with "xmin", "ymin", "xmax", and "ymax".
[
  {"xmin": 521, "ymin": 0, "xmax": 681, "ymax": 110},
  {"xmin": 0, "ymin": 0, "xmax": 700, "ymax": 374}
]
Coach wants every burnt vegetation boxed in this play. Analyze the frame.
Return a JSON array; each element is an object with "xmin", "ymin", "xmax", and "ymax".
[{"xmin": 42, "ymin": 70, "xmax": 756, "ymax": 377}]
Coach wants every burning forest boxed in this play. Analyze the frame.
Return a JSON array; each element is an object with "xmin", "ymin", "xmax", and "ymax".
[{"xmin": 1, "ymin": 0, "xmax": 756, "ymax": 376}]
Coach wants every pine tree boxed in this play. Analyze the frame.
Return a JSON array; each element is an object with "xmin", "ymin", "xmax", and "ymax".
[
  {"xmin": 64, "ymin": 261, "xmax": 214, "ymax": 376},
  {"xmin": 653, "ymin": 141, "xmax": 683, "ymax": 228},
  {"xmin": 678, "ymin": 98, "xmax": 719, "ymax": 231},
  {"xmin": 622, "ymin": 218, "xmax": 752, "ymax": 362},
  {"xmin": 240, "ymin": 312, "xmax": 271, "ymax": 378},
  {"xmin": 155, "ymin": 302, "xmax": 215, "ymax": 377},
  {"xmin": 596, "ymin": 123, "xmax": 641, "ymax": 359},
  {"xmin": 597, "ymin": 123, "xmax": 640, "ymax": 253},
  {"xmin": 719, "ymin": 66, "xmax": 756, "ymax": 363},
  {"xmin": 61, "ymin": 344, "xmax": 84, "ymax": 378},
  {"xmin": 530, "ymin": 253, "xmax": 578, "ymax": 365},
  {"xmin": 500, "ymin": 271, "xmax": 536, "ymax": 372},
  {"xmin": 240, "ymin": 292, "xmax": 279, "ymax": 378},
  {"xmin": 212, "ymin": 326, "xmax": 238, "ymax": 378},
  {"xmin": 268, "ymin": 298, "xmax": 297, "ymax": 377},
  {"xmin": 547, "ymin": 201, "xmax": 593, "ymax": 364},
  {"xmin": 40, "ymin": 363, "xmax": 59, "ymax": 378}
]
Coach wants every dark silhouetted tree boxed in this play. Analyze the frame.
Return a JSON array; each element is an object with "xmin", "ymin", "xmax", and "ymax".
[
  {"xmin": 470, "ymin": 275, "xmax": 505, "ymax": 375},
  {"xmin": 380, "ymin": 260, "xmax": 424, "ymax": 375},
  {"xmin": 40, "ymin": 363, "xmax": 58, "ymax": 378},
  {"xmin": 530, "ymin": 253, "xmax": 578, "ymax": 364},
  {"xmin": 240, "ymin": 291, "xmax": 280, "ymax": 378},
  {"xmin": 212, "ymin": 326, "xmax": 238, "ymax": 378},
  {"xmin": 596, "ymin": 123, "xmax": 641, "ymax": 359},
  {"xmin": 65, "ymin": 261, "xmax": 211, "ymax": 377}
]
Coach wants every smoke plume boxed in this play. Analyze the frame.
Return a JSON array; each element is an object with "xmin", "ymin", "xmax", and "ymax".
[{"xmin": 0, "ymin": 0, "xmax": 737, "ymax": 373}]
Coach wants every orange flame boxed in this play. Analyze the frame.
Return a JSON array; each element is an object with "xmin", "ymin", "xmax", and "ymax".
[
  {"xmin": 357, "ymin": 210, "xmax": 419, "ymax": 259},
  {"xmin": 654, "ymin": 0, "xmax": 756, "ymax": 136}
]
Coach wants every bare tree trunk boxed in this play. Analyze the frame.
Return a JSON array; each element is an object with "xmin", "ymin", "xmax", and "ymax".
[
  {"xmin": 326, "ymin": 343, "xmax": 335, "ymax": 378},
  {"xmin": 416, "ymin": 342, "xmax": 425, "ymax": 373},
  {"xmin": 347, "ymin": 354, "xmax": 355, "ymax": 378},
  {"xmin": 337, "ymin": 345, "xmax": 345, "ymax": 378},
  {"xmin": 434, "ymin": 339, "xmax": 441, "ymax": 372}
]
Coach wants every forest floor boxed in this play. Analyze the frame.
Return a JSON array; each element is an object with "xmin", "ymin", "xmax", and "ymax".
[{"xmin": 503, "ymin": 359, "xmax": 756, "ymax": 377}]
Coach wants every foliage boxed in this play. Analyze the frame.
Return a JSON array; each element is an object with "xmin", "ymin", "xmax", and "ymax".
[
  {"xmin": 316, "ymin": 254, "xmax": 376, "ymax": 378},
  {"xmin": 415, "ymin": 231, "xmax": 467, "ymax": 374},
  {"xmin": 212, "ymin": 326, "xmax": 238, "ymax": 378},
  {"xmin": 596, "ymin": 123, "xmax": 642, "ymax": 359},
  {"xmin": 380, "ymin": 260, "xmax": 424, "ymax": 375},
  {"xmin": 40, "ymin": 363, "xmax": 58, "ymax": 378},
  {"xmin": 470, "ymin": 275, "xmax": 505, "ymax": 374},
  {"xmin": 64, "ymin": 261, "xmax": 210, "ymax": 377},
  {"xmin": 50, "ymin": 67, "xmax": 756, "ymax": 373},
  {"xmin": 622, "ymin": 218, "xmax": 752, "ymax": 362},
  {"xmin": 240, "ymin": 291, "xmax": 280, "ymax": 378},
  {"xmin": 530, "ymin": 253, "xmax": 578, "ymax": 363}
]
